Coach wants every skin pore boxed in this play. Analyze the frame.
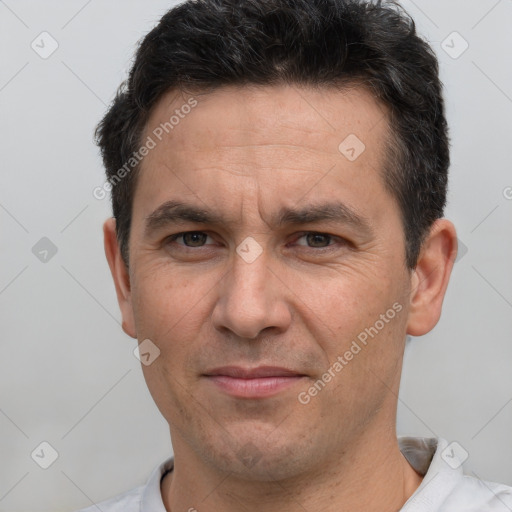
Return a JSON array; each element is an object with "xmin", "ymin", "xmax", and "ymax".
[{"xmin": 104, "ymin": 84, "xmax": 457, "ymax": 511}]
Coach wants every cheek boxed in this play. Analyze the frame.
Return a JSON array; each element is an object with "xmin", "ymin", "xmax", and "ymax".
[
  {"xmin": 130, "ymin": 263, "xmax": 210, "ymax": 348},
  {"xmin": 294, "ymin": 264, "xmax": 396, "ymax": 346},
  {"xmin": 309, "ymin": 303, "xmax": 407, "ymax": 425},
  {"xmin": 132, "ymin": 267, "xmax": 211, "ymax": 421}
]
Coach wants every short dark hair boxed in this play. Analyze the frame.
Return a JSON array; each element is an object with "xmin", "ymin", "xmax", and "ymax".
[{"xmin": 95, "ymin": 0, "xmax": 449, "ymax": 269}]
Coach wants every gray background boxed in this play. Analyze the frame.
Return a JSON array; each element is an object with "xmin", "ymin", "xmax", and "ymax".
[{"xmin": 0, "ymin": 0, "xmax": 511, "ymax": 510}]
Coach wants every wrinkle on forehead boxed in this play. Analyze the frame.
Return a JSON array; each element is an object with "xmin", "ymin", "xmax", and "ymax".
[
  {"xmin": 143, "ymin": 84, "xmax": 389, "ymax": 155},
  {"xmin": 134, "ymin": 83, "xmax": 394, "ymax": 236}
]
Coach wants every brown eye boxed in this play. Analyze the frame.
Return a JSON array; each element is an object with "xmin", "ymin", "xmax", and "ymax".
[
  {"xmin": 295, "ymin": 232, "xmax": 336, "ymax": 248},
  {"xmin": 168, "ymin": 231, "xmax": 211, "ymax": 247},
  {"xmin": 181, "ymin": 232, "xmax": 208, "ymax": 247},
  {"xmin": 306, "ymin": 233, "xmax": 332, "ymax": 247}
]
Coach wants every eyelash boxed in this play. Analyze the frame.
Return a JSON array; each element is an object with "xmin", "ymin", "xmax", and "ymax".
[{"xmin": 165, "ymin": 231, "xmax": 347, "ymax": 251}]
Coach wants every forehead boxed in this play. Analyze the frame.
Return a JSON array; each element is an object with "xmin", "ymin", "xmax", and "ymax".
[
  {"xmin": 144, "ymin": 83, "xmax": 389, "ymax": 159},
  {"xmin": 134, "ymin": 84, "xmax": 396, "ymax": 228}
]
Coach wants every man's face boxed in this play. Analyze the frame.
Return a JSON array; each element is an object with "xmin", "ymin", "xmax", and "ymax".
[{"xmin": 123, "ymin": 85, "xmax": 414, "ymax": 479}]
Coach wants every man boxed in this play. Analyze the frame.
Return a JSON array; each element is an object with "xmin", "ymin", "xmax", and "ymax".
[{"xmin": 81, "ymin": 0, "xmax": 512, "ymax": 510}]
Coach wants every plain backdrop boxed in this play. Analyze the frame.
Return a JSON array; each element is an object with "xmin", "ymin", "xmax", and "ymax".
[{"xmin": 0, "ymin": 1, "xmax": 511, "ymax": 510}]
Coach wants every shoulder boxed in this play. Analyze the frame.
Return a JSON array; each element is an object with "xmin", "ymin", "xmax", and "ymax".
[
  {"xmin": 73, "ymin": 457, "xmax": 174, "ymax": 512},
  {"xmin": 399, "ymin": 437, "xmax": 512, "ymax": 511},
  {"xmin": 443, "ymin": 474, "xmax": 512, "ymax": 510},
  {"xmin": 75, "ymin": 485, "xmax": 144, "ymax": 512}
]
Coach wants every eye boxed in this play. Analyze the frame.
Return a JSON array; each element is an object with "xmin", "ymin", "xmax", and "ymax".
[
  {"xmin": 166, "ymin": 231, "xmax": 214, "ymax": 248},
  {"xmin": 164, "ymin": 230, "xmax": 348, "ymax": 252},
  {"xmin": 294, "ymin": 232, "xmax": 340, "ymax": 248}
]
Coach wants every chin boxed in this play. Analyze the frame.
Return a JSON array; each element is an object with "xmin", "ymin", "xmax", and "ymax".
[{"xmin": 200, "ymin": 426, "xmax": 314, "ymax": 482}]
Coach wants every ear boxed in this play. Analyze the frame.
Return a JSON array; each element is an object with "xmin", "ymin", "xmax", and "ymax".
[
  {"xmin": 406, "ymin": 219, "xmax": 458, "ymax": 336},
  {"xmin": 103, "ymin": 218, "xmax": 137, "ymax": 339}
]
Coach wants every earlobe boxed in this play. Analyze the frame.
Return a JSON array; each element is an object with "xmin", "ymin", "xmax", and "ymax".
[
  {"xmin": 103, "ymin": 218, "xmax": 137, "ymax": 339},
  {"xmin": 406, "ymin": 219, "xmax": 458, "ymax": 337}
]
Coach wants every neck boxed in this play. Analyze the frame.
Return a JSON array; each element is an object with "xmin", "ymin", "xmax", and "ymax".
[{"xmin": 161, "ymin": 427, "xmax": 424, "ymax": 512}]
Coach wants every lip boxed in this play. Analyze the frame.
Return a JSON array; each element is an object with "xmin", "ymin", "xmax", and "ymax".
[{"xmin": 203, "ymin": 366, "xmax": 307, "ymax": 398}]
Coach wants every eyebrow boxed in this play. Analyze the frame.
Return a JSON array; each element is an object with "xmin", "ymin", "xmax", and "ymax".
[{"xmin": 144, "ymin": 199, "xmax": 373, "ymax": 237}]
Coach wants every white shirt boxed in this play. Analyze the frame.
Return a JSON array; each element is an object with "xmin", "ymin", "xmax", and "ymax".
[{"xmin": 76, "ymin": 437, "xmax": 512, "ymax": 511}]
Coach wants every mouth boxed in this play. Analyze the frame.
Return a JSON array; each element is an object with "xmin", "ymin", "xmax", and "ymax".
[{"xmin": 202, "ymin": 366, "xmax": 307, "ymax": 399}]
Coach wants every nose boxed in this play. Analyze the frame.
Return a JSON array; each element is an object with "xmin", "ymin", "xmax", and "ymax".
[{"xmin": 211, "ymin": 249, "xmax": 292, "ymax": 340}]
